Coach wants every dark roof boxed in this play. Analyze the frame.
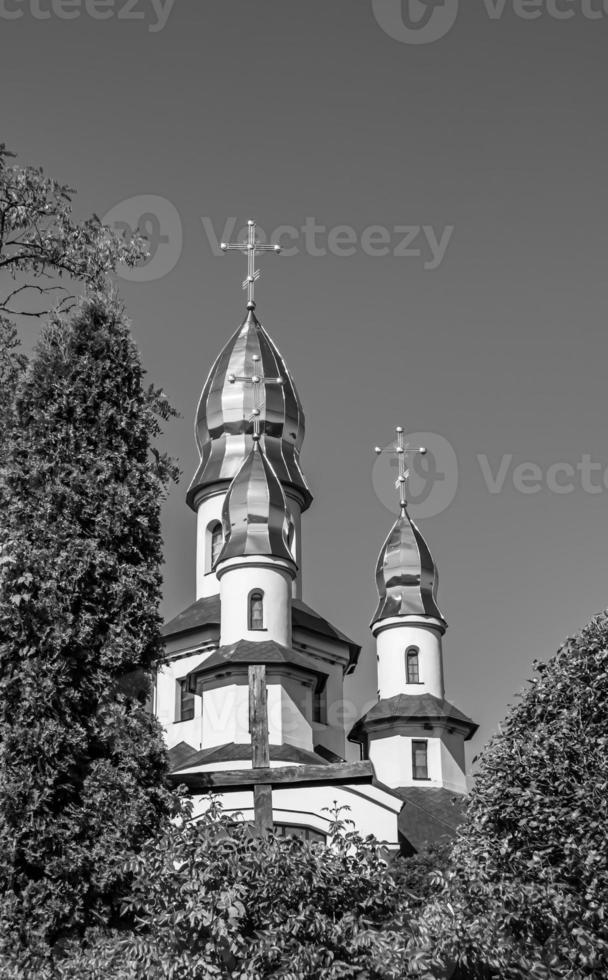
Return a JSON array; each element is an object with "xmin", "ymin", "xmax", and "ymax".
[
  {"xmin": 162, "ymin": 596, "xmax": 360, "ymax": 671},
  {"xmin": 291, "ymin": 600, "xmax": 360, "ymax": 670},
  {"xmin": 348, "ymin": 693, "xmax": 478, "ymax": 742},
  {"xmin": 162, "ymin": 594, "xmax": 221, "ymax": 638},
  {"xmin": 394, "ymin": 787, "xmax": 466, "ymax": 853},
  {"xmin": 168, "ymin": 741, "xmax": 329, "ymax": 773},
  {"xmin": 167, "ymin": 740, "xmax": 200, "ymax": 771},
  {"xmin": 314, "ymin": 743, "xmax": 346, "ymax": 764},
  {"xmin": 186, "ymin": 639, "xmax": 328, "ymax": 690}
]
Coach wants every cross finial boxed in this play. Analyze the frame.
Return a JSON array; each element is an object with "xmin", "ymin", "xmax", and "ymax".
[
  {"xmin": 227, "ymin": 353, "xmax": 284, "ymax": 439},
  {"xmin": 220, "ymin": 219, "xmax": 281, "ymax": 309},
  {"xmin": 374, "ymin": 426, "xmax": 427, "ymax": 513}
]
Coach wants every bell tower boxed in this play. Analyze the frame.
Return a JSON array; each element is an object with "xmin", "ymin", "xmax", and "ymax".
[
  {"xmin": 186, "ymin": 222, "xmax": 311, "ymax": 600},
  {"xmin": 349, "ymin": 427, "xmax": 477, "ymax": 793}
]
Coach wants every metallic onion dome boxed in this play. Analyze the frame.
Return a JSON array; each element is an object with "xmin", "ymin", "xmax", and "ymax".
[
  {"xmin": 186, "ymin": 306, "xmax": 312, "ymax": 511},
  {"xmin": 216, "ymin": 437, "xmax": 294, "ymax": 566},
  {"xmin": 372, "ymin": 507, "xmax": 445, "ymax": 625}
]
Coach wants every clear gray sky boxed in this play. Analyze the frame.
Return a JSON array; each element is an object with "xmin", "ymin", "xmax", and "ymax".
[{"xmin": 3, "ymin": 1, "xmax": 608, "ymax": 766}]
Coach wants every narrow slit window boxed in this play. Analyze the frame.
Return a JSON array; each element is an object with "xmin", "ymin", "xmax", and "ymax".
[
  {"xmin": 406, "ymin": 647, "xmax": 420, "ymax": 684},
  {"xmin": 210, "ymin": 522, "xmax": 223, "ymax": 569},
  {"xmin": 412, "ymin": 740, "xmax": 429, "ymax": 780},
  {"xmin": 178, "ymin": 679, "xmax": 195, "ymax": 722},
  {"xmin": 249, "ymin": 590, "xmax": 264, "ymax": 631},
  {"xmin": 313, "ymin": 679, "xmax": 327, "ymax": 725}
]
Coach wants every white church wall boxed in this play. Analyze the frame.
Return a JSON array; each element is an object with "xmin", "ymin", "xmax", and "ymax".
[
  {"xmin": 198, "ymin": 673, "xmax": 314, "ymax": 751},
  {"xmin": 317, "ymin": 665, "xmax": 351, "ymax": 758},
  {"xmin": 195, "ymin": 490, "xmax": 225, "ymax": 599},
  {"xmin": 368, "ymin": 731, "xmax": 443, "ymax": 789},
  {"xmin": 156, "ymin": 650, "xmax": 210, "ymax": 750},
  {"xmin": 439, "ymin": 730, "xmax": 468, "ymax": 794},
  {"xmin": 219, "ymin": 560, "xmax": 293, "ymax": 645},
  {"xmin": 201, "ymin": 680, "xmax": 249, "ymax": 748},
  {"xmin": 374, "ymin": 620, "xmax": 444, "ymax": 700},
  {"xmin": 190, "ymin": 783, "xmax": 402, "ymax": 847},
  {"xmin": 290, "ymin": 635, "xmax": 351, "ymax": 758},
  {"xmin": 276, "ymin": 674, "xmax": 315, "ymax": 750}
]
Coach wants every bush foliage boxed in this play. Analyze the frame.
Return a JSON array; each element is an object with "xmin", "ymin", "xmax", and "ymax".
[
  {"xmin": 424, "ymin": 613, "xmax": 608, "ymax": 979},
  {"xmin": 31, "ymin": 802, "xmax": 439, "ymax": 980}
]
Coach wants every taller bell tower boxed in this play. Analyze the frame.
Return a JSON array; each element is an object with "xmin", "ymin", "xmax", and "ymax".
[{"xmin": 186, "ymin": 222, "xmax": 312, "ymax": 600}]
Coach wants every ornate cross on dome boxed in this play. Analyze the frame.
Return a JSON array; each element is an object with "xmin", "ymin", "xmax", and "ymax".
[
  {"xmin": 374, "ymin": 427, "xmax": 427, "ymax": 512},
  {"xmin": 220, "ymin": 219, "xmax": 281, "ymax": 309},
  {"xmin": 228, "ymin": 354, "xmax": 284, "ymax": 439}
]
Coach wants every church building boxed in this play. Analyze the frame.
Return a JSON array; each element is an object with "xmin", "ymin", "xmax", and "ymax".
[{"xmin": 155, "ymin": 222, "xmax": 477, "ymax": 853}]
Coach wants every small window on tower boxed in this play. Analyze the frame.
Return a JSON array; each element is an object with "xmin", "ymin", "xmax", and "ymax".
[
  {"xmin": 406, "ymin": 647, "xmax": 420, "ymax": 684},
  {"xmin": 177, "ymin": 679, "xmax": 195, "ymax": 722},
  {"xmin": 412, "ymin": 740, "xmax": 429, "ymax": 780},
  {"xmin": 210, "ymin": 522, "xmax": 223, "ymax": 569},
  {"xmin": 249, "ymin": 590, "xmax": 264, "ymax": 631},
  {"xmin": 313, "ymin": 679, "xmax": 327, "ymax": 725}
]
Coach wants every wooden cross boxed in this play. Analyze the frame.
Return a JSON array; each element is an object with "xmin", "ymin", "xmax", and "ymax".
[
  {"xmin": 174, "ymin": 668, "xmax": 375, "ymax": 831},
  {"xmin": 220, "ymin": 219, "xmax": 281, "ymax": 309},
  {"xmin": 227, "ymin": 353, "xmax": 284, "ymax": 440},
  {"xmin": 374, "ymin": 426, "xmax": 427, "ymax": 513},
  {"xmin": 248, "ymin": 665, "xmax": 273, "ymax": 832}
]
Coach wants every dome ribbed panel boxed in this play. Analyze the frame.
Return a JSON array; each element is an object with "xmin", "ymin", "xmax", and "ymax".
[
  {"xmin": 372, "ymin": 510, "xmax": 445, "ymax": 625},
  {"xmin": 217, "ymin": 443, "xmax": 293, "ymax": 565},
  {"xmin": 186, "ymin": 308, "xmax": 311, "ymax": 510}
]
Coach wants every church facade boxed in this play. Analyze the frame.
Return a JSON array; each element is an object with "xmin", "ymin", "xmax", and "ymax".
[{"xmin": 155, "ymin": 225, "xmax": 477, "ymax": 852}]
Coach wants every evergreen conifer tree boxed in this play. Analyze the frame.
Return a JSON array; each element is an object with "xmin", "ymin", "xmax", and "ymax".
[{"xmin": 0, "ymin": 294, "xmax": 179, "ymax": 967}]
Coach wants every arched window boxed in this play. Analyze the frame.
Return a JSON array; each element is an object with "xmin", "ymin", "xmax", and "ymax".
[
  {"xmin": 249, "ymin": 590, "xmax": 264, "ymax": 630},
  {"xmin": 207, "ymin": 521, "xmax": 223, "ymax": 572},
  {"xmin": 274, "ymin": 823, "xmax": 326, "ymax": 844},
  {"xmin": 406, "ymin": 647, "xmax": 420, "ymax": 684}
]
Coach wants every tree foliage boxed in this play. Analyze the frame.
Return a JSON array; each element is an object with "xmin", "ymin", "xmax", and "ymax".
[
  {"xmin": 0, "ymin": 316, "xmax": 26, "ymax": 459},
  {"xmin": 0, "ymin": 294, "xmax": 179, "ymax": 967},
  {"xmin": 0, "ymin": 143, "xmax": 146, "ymax": 319},
  {"xmin": 423, "ymin": 613, "xmax": 608, "ymax": 979}
]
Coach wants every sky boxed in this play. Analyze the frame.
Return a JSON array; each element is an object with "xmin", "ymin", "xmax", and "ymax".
[{"xmin": 2, "ymin": 0, "xmax": 608, "ymax": 767}]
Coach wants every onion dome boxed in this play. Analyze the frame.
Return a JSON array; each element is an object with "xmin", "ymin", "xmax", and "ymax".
[
  {"xmin": 372, "ymin": 506, "xmax": 445, "ymax": 626},
  {"xmin": 186, "ymin": 306, "xmax": 312, "ymax": 511},
  {"xmin": 216, "ymin": 437, "xmax": 294, "ymax": 566}
]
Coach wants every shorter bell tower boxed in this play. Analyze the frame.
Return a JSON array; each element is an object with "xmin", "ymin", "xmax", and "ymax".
[{"xmin": 349, "ymin": 427, "xmax": 477, "ymax": 794}]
